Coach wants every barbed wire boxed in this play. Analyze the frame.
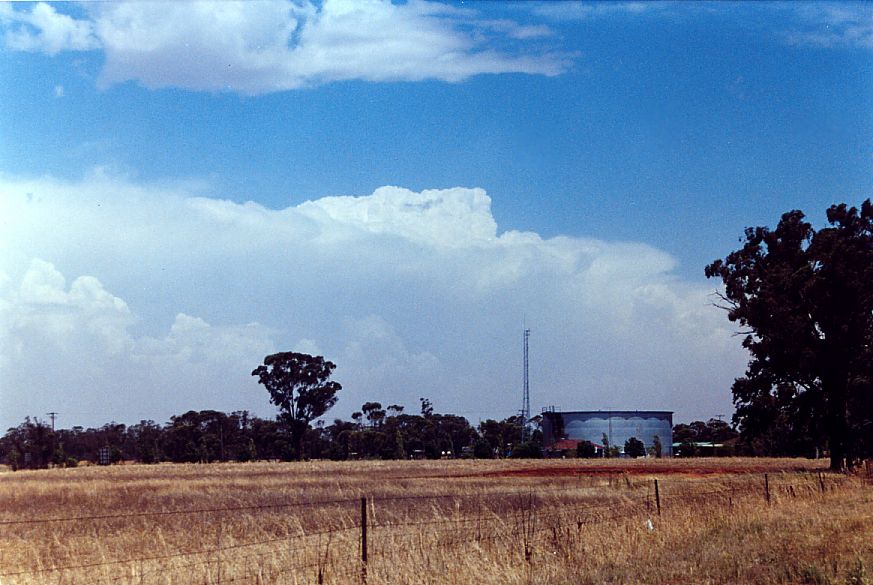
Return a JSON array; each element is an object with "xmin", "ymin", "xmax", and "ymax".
[
  {"xmin": 84, "ymin": 535, "xmax": 361, "ymax": 585},
  {"xmin": 0, "ymin": 483, "xmax": 634, "ymax": 529},
  {"xmin": 0, "ymin": 496, "xmax": 362, "ymax": 527},
  {"xmin": 1, "ymin": 472, "xmax": 865, "ymax": 583},
  {"xmin": 0, "ymin": 522, "xmax": 359, "ymax": 578}
]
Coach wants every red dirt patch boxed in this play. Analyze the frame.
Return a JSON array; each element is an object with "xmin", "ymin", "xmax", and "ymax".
[{"xmin": 467, "ymin": 463, "xmax": 819, "ymax": 479}]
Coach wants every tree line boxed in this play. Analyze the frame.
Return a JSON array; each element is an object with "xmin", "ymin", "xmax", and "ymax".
[
  {"xmin": 0, "ymin": 407, "xmax": 748, "ymax": 470},
  {"xmin": 3, "ymin": 199, "xmax": 869, "ymax": 470},
  {"xmin": 0, "ymin": 401, "xmax": 532, "ymax": 469}
]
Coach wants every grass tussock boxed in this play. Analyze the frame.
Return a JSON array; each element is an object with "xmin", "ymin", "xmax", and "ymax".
[{"xmin": 0, "ymin": 458, "xmax": 870, "ymax": 584}]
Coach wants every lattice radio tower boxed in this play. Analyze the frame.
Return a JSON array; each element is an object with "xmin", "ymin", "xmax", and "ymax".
[{"xmin": 520, "ymin": 328, "xmax": 531, "ymax": 442}]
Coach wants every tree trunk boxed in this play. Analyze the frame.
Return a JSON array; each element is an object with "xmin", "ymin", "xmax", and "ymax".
[
  {"xmin": 292, "ymin": 420, "xmax": 307, "ymax": 461},
  {"xmin": 824, "ymin": 373, "xmax": 850, "ymax": 472},
  {"xmin": 829, "ymin": 442, "xmax": 846, "ymax": 472}
]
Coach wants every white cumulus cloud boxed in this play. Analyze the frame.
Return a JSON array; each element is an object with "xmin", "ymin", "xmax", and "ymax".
[
  {"xmin": 0, "ymin": 2, "xmax": 99, "ymax": 54},
  {"xmin": 0, "ymin": 173, "xmax": 746, "ymax": 429},
  {"xmin": 0, "ymin": 0, "xmax": 569, "ymax": 94}
]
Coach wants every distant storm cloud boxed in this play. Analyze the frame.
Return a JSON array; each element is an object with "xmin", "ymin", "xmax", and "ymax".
[
  {"xmin": 0, "ymin": 0, "xmax": 570, "ymax": 94},
  {"xmin": 0, "ymin": 172, "xmax": 746, "ymax": 428}
]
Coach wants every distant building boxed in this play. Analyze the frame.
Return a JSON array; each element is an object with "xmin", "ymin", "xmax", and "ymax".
[
  {"xmin": 544, "ymin": 438, "xmax": 606, "ymax": 458},
  {"xmin": 541, "ymin": 410, "xmax": 673, "ymax": 456}
]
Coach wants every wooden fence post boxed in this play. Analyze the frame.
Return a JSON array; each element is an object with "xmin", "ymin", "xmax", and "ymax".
[
  {"xmin": 764, "ymin": 474, "xmax": 770, "ymax": 506},
  {"xmin": 654, "ymin": 479, "xmax": 661, "ymax": 517},
  {"xmin": 216, "ymin": 513, "xmax": 223, "ymax": 585},
  {"xmin": 361, "ymin": 496, "xmax": 368, "ymax": 584}
]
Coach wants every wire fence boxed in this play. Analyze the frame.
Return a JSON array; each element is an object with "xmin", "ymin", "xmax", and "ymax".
[{"xmin": 0, "ymin": 470, "xmax": 864, "ymax": 585}]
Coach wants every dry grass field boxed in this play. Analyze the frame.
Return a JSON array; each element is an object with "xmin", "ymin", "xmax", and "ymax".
[{"xmin": 1, "ymin": 458, "xmax": 871, "ymax": 585}]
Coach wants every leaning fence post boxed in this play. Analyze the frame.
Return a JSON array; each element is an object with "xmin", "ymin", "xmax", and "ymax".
[
  {"xmin": 361, "ymin": 496, "xmax": 368, "ymax": 584},
  {"xmin": 764, "ymin": 474, "xmax": 771, "ymax": 506},
  {"xmin": 654, "ymin": 478, "xmax": 661, "ymax": 517}
]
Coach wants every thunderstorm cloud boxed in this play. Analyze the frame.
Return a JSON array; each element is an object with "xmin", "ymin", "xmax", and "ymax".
[{"xmin": 0, "ymin": 172, "xmax": 745, "ymax": 429}]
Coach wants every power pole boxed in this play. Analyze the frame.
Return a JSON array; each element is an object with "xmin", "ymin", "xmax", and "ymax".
[
  {"xmin": 47, "ymin": 411, "xmax": 58, "ymax": 466},
  {"xmin": 47, "ymin": 412, "xmax": 58, "ymax": 432}
]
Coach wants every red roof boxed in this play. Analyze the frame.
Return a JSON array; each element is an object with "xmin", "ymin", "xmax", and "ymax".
[
  {"xmin": 550, "ymin": 439, "xmax": 580, "ymax": 450},
  {"xmin": 548, "ymin": 439, "xmax": 605, "ymax": 451}
]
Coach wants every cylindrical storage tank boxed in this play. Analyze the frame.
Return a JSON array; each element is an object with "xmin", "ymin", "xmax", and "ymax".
[{"xmin": 543, "ymin": 410, "xmax": 673, "ymax": 456}]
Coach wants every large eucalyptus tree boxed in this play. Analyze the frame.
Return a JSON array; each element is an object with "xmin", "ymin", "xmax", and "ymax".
[{"xmin": 706, "ymin": 200, "xmax": 873, "ymax": 470}]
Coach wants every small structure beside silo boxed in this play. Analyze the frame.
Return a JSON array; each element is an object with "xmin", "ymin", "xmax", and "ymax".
[{"xmin": 541, "ymin": 409, "xmax": 673, "ymax": 457}]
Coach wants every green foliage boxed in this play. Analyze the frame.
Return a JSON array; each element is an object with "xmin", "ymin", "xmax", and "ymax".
[
  {"xmin": 624, "ymin": 436, "xmax": 646, "ymax": 458},
  {"xmin": 673, "ymin": 420, "xmax": 739, "ymax": 444},
  {"xmin": 672, "ymin": 420, "xmax": 739, "ymax": 457},
  {"xmin": 473, "ymin": 437, "xmax": 493, "ymax": 459},
  {"xmin": 576, "ymin": 440, "xmax": 598, "ymax": 458},
  {"xmin": 651, "ymin": 435, "xmax": 663, "ymax": 458},
  {"xmin": 478, "ymin": 417, "xmax": 522, "ymax": 457},
  {"xmin": 0, "ymin": 400, "xmax": 529, "ymax": 468},
  {"xmin": 0, "ymin": 417, "xmax": 53, "ymax": 469},
  {"xmin": 361, "ymin": 402, "xmax": 386, "ymax": 428},
  {"xmin": 392, "ymin": 430, "xmax": 407, "ymax": 460},
  {"xmin": 252, "ymin": 352, "xmax": 342, "ymax": 460},
  {"xmin": 313, "ymin": 401, "xmax": 477, "ymax": 461},
  {"xmin": 510, "ymin": 442, "xmax": 542, "ymax": 459},
  {"xmin": 706, "ymin": 200, "xmax": 873, "ymax": 470},
  {"xmin": 677, "ymin": 440, "xmax": 696, "ymax": 457},
  {"xmin": 6, "ymin": 449, "xmax": 21, "ymax": 470}
]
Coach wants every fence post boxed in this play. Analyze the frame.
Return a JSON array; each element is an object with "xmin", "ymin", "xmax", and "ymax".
[
  {"xmin": 216, "ymin": 513, "xmax": 223, "ymax": 585},
  {"xmin": 764, "ymin": 474, "xmax": 770, "ymax": 506},
  {"xmin": 476, "ymin": 499, "xmax": 482, "ymax": 543},
  {"xmin": 818, "ymin": 471, "xmax": 825, "ymax": 493},
  {"xmin": 361, "ymin": 496, "xmax": 368, "ymax": 584},
  {"xmin": 654, "ymin": 479, "xmax": 661, "ymax": 517}
]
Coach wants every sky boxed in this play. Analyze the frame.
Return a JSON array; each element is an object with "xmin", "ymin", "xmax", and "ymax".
[{"xmin": 1, "ymin": 1, "xmax": 872, "ymax": 432}]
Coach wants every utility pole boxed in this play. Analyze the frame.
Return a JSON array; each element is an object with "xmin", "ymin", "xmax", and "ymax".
[
  {"xmin": 47, "ymin": 411, "xmax": 58, "ymax": 466},
  {"xmin": 520, "ymin": 328, "xmax": 531, "ymax": 442}
]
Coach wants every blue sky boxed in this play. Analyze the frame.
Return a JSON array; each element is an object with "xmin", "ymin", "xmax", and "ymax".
[{"xmin": 1, "ymin": 1, "xmax": 872, "ymax": 431}]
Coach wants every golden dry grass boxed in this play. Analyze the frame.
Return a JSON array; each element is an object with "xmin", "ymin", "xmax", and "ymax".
[{"xmin": 0, "ymin": 458, "xmax": 870, "ymax": 585}]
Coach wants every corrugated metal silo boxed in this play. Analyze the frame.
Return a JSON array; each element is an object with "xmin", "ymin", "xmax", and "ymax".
[{"xmin": 542, "ymin": 410, "xmax": 673, "ymax": 456}]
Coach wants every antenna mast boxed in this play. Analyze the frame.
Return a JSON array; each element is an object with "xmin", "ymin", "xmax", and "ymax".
[{"xmin": 520, "ymin": 328, "xmax": 531, "ymax": 442}]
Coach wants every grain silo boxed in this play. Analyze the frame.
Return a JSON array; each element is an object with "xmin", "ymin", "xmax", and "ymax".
[{"xmin": 541, "ymin": 410, "xmax": 673, "ymax": 456}]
